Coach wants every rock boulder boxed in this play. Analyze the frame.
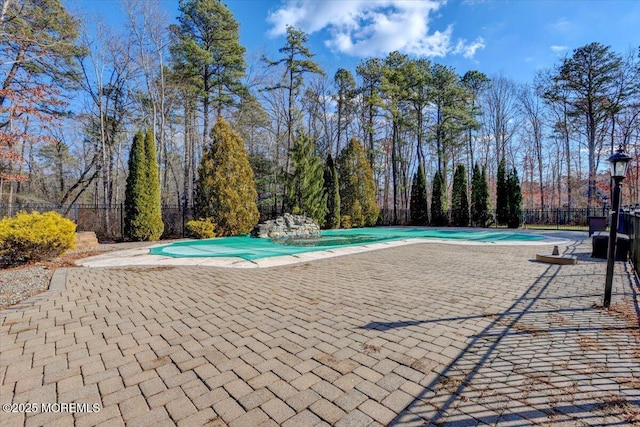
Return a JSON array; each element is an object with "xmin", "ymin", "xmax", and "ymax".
[{"xmin": 250, "ymin": 213, "xmax": 320, "ymax": 239}]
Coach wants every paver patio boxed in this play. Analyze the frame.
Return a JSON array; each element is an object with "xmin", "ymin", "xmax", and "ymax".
[{"xmin": 1, "ymin": 233, "xmax": 639, "ymax": 426}]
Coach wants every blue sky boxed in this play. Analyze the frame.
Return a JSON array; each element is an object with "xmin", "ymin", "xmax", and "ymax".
[{"xmin": 65, "ymin": 0, "xmax": 639, "ymax": 83}]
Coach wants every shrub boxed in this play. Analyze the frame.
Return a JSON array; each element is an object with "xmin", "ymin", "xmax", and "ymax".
[
  {"xmin": 185, "ymin": 219, "xmax": 216, "ymax": 239},
  {"xmin": 0, "ymin": 211, "xmax": 76, "ymax": 265},
  {"xmin": 340, "ymin": 215, "xmax": 352, "ymax": 229}
]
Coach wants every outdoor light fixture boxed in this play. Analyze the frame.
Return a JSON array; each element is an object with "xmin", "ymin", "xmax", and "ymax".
[
  {"xmin": 609, "ymin": 147, "xmax": 632, "ymax": 179},
  {"xmin": 603, "ymin": 145, "xmax": 632, "ymax": 307}
]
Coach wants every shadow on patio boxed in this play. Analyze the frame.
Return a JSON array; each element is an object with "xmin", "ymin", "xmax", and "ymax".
[{"xmin": 362, "ymin": 247, "xmax": 640, "ymax": 426}]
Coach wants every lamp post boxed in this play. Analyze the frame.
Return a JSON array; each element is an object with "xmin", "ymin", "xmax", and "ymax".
[{"xmin": 603, "ymin": 145, "xmax": 632, "ymax": 308}]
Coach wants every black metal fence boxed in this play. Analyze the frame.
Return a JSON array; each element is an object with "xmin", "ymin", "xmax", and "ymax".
[
  {"xmin": 1, "ymin": 203, "xmax": 600, "ymax": 241},
  {"xmin": 522, "ymin": 208, "xmax": 604, "ymax": 230},
  {"xmin": 621, "ymin": 205, "xmax": 640, "ymax": 274},
  {"xmin": 379, "ymin": 207, "xmax": 598, "ymax": 230}
]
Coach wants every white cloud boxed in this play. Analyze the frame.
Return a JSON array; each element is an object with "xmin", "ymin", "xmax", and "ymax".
[
  {"xmin": 550, "ymin": 45, "xmax": 568, "ymax": 53},
  {"xmin": 550, "ymin": 18, "xmax": 573, "ymax": 33},
  {"xmin": 453, "ymin": 37, "xmax": 486, "ymax": 58},
  {"xmin": 267, "ymin": 0, "xmax": 485, "ymax": 58}
]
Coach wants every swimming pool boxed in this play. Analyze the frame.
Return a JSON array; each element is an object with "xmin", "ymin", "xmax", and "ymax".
[{"xmin": 149, "ymin": 227, "xmax": 548, "ymax": 261}]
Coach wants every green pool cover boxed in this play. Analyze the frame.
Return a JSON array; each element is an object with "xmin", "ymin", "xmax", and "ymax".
[{"xmin": 149, "ymin": 227, "xmax": 546, "ymax": 261}]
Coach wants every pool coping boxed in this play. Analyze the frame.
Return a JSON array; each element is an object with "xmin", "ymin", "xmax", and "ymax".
[{"xmin": 76, "ymin": 231, "xmax": 574, "ymax": 269}]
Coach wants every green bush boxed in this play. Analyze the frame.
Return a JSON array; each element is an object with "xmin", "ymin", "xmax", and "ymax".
[
  {"xmin": 0, "ymin": 211, "xmax": 76, "ymax": 265},
  {"xmin": 340, "ymin": 215, "xmax": 352, "ymax": 229},
  {"xmin": 185, "ymin": 219, "xmax": 216, "ymax": 239}
]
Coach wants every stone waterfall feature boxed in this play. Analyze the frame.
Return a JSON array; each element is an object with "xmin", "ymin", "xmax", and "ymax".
[{"xmin": 250, "ymin": 213, "xmax": 320, "ymax": 239}]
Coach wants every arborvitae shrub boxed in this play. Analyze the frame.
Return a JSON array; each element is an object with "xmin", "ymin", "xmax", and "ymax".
[
  {"xmin": 496, "ymin": 157, "xmax": 508, "ymax": 226},
  {"xmin": 143, "ymin": 129, "xmax": 164, "ymax": 240},
  {"xmin": 471, "ymin": 164, "xmax": 494, "ymax": 227},
  {"xmin": 507, "ymin": 168, "xmax": 523, "ymax": 228},
  {"xmin": 124, "ymin": 129, "xmax": 164, "ymax": 241},
  {"xmin": 430, "ymin": 171, "xmax": 448, "ymax": 226},
  {"xmin": 451, "ymin": 164, "xmax": 470, "ymax": 227},
  {"xmin": 410, "ymin": 164, "xmax": 429, "ymax": 225},
  {"xmin": 0, "ymin": 211, "xmax": 76, "ymax": 265},
  {"xmin": 323, "ymin": 154, "xmax": 340, "ymax": 229}
]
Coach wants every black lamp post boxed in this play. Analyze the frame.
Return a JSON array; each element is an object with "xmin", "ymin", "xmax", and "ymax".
[{"xmin": 603, "ymin": 145, "xmax": 632, "ymax": 308}]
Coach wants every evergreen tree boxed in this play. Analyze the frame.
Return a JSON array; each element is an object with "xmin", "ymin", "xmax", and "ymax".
[
  {"xmin": 481, "ymin": 165, "xmax": 494, "ymax": 226},
  {"xmin": 507, "ymin": 168, "xmax": 523, "ymax": 228},
  {"xmin": 496, "ymin": 157, "xmax": 509, "ymax": 226},
  {"xmin": 451, "ymin": 164, "xmax": 469, "ymax": 227},
  {"xmin": 430, "ymin": 171, "xmax": 448, "ymax": 226},
  {"xmin": 410, "ymin": 164, "xmax": 429, "ymax": 225},
  {"xmin": 124, "ymin": 130, "xmax": 146, "ymax": 240},
  {"xmin": 356, "ymin": 57, "xmax": 384, "ymax": 168},
  {"xmin": 337, "ymin": 138, "xmax": 379, "ymax": 227},
  {"xmin": 170, "ymin": 0, "xmax": 247, "ymax": 143},
  {"xmin": 1, "ymin": 0, "xmax": 85, "ymax": 108},
  {"xmin": 287, "ymin": 132, "xmax": 327, "ymax": 226},
  {"xmin": 124, "ymin": 129, "xmax": 164, "ymax": 241},
  {"xmin": 471, "ymin": 163, "xmax": 493, "ymax": 227},
  {"xmin": 333, "ymin": 68, "xmax": 357, "ymax": 157},
  {"xmin": 143, "ymin": 129, "xmax": 164, "ymax": 240},
  {"xmin": 323, "ymin": 154, "xmax": 340, "ymax": 229},
  {"xmin": 195, "ymin": 117, "xmax": 259, "ymax": 236}
]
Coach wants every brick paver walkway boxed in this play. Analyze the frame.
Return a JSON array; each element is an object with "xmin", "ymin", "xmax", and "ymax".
[{"xmin": 1, "ymin": 235, "xmax": 639, "ymax": 426}]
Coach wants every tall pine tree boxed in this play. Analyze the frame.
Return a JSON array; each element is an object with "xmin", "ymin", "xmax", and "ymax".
[
  {"xmin": 263, "ymin": 26, "xmax": 323, "ymax": 208},
  {"xmin": 195, "ymin": 117, "xmax": 259, "ymax": 236},
  {"xmin": 430, "ymin": 171, "xmax": 448, "ymax": 226},
  {"xmin": 287, "ymin": 132, "xmax": 327, "ymax": 226},
  {"xmin": 323, "ymin": 154, "xmax": 340, "ymax": 229},
  {"xmin": 451, "ymin": 164, "xmax": 469, "ymax": 227},
  {"xmin": 170, "ymin": 0, "xmax": 247, "ymax": 143},
  {"xmin": 410, "ymin": 164, "xmax": 429, "ymax": 225}
]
